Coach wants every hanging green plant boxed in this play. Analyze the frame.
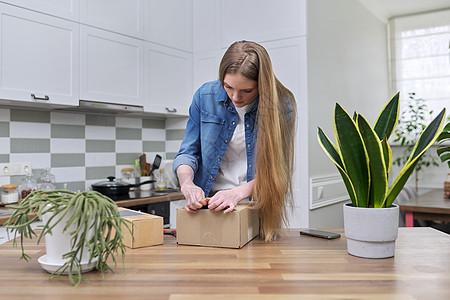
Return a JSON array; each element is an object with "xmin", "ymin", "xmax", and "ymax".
[{"xmin": 4, "ymin": 190, "xmax": 131, "ymax": 286}]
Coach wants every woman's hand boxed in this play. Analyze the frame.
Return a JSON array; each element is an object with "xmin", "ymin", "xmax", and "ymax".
[
  {"xmin": 208, "ymin": 189, "xmax": 242, "ymax": 213},
  {"xmin": 181, "ymin": 182, "xmax": 207, "ymax": 213}
]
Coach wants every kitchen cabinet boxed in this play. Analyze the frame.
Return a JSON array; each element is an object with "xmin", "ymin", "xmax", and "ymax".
[
  {"xmin": 80, "ymin": 25, "xmax": 144, "ymax": 107},
  {"xmin": 144, "ymin": 0, "xmax": 192, "ymax": 52},
  {"xmin": 0, "ymin": 3, "xmax": 80, "ymax": 106},
  {"xmin": 193, "ymin": 0, "xmax": 220, "ymax": 52},
  {"xmin": 193, "ymin": 50, "xmax": 221, "ymax": 92},
  {"xmin": 220, "ymin": 0, "xmax": 307, "ymax": 47},
  {"xmin": 80, "ymin": 0, "xmax": 144, "ymax": 39},
  {"xmin": 144, "ymin": 42, "xmax": 192, "ymax": 116},
  {"xmin": 0, "ymin": 0, "xmax": 80, "ymax": 21}
]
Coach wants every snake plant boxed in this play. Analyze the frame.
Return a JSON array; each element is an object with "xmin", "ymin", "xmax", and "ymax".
[
  {"xmin": 4, "ymin": 190, "xmax": 131, "ymax": 286},
  {"xmin": 317, "ymin": 93, "xmax": 446, "ymax": 208},
  {"xmin": 437, "ymin": 122, "xmax": 450, "ymax": 168}
]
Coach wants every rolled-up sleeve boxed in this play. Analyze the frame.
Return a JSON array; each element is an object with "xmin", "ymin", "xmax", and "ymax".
[{"xmin": 172, "ymin": 89, "xmax": 202, "ymax": 178}]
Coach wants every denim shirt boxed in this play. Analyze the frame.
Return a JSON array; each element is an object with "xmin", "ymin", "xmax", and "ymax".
[{"xmin": 173, "ymin": 80, "xmax": 258, "ymax": 197}]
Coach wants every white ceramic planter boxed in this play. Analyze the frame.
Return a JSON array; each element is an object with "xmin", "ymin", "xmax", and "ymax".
[
  {"xmin": 343, "ymin": 203, "xmax": 399, "ymax": 259},
  {"xmin": 39, "ymin": 207, "xmax": 96, "ymax": 274}
]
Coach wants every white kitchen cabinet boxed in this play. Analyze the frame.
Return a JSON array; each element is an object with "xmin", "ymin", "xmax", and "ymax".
[
  {"xmin": 144, "ymin": 0, "xmax": 192, "ymax": 52},
  {"xmin": 220, "ymin": 0, "xmax": 307, "ymax": 47},
  {"xmin": 80, "ymin": 0, "xmax": 144, "ymax": 39},
  {"xmin": 0, "ymin": 0, "xmax": 80, "ymax": 21},
  {"xmin": 193, "ymin": 0, "xmax": 220, "ymax": 52},
  {"xmin": 144, "ymin": 42, "xmax": 192, "ymax": 116},
  {"xmin": 193, "ymin": 50, "xmax": 221, "ymax": 92},
  {"xmin": 80, "ymin": 25, "xmax": 144, "ymax": 107},
  {"xmin": 0, "ymin": 3, "xmax": 79, "ymax": 106}
]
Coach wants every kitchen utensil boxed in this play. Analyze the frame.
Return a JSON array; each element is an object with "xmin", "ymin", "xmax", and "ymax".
[
  {"xmin": 92, "ymin": 176, "xmax": 155, "ymax": 195},
  {"xmin": 139, "ymin": 154, "xmax": 148, "ymax": 176},
  {"xmin": 151, "ymin": 155, "xmax": 162, "ymax": 174}
]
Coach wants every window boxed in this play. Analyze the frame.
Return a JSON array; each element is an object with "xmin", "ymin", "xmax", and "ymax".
[{"xmin": 390, "ymin": 9, "xmax": 450, "ymax": 116}]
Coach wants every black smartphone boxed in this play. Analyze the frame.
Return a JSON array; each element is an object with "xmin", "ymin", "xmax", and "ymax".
[{"xmin": 300, "ymin": 229, "xmax": 341, "ymax": 240}]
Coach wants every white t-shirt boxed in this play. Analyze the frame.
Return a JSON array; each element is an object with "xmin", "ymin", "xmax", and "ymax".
[{"xmin": 210, "ymin": 104, "xmax": 252, "ymax": 194}]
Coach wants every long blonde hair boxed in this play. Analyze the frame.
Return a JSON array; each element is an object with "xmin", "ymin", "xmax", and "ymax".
[{"xmin": 219, "ymin": 41, "xmax": 297, "ymax": 242}]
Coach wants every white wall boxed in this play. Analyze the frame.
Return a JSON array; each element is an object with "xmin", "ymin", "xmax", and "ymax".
[{"xmin": 306, "ymin": 0, "xmax": 390, "ymax": 227}]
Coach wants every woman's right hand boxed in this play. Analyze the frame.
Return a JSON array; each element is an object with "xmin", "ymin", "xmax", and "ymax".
[{"xmin": 181, "ymin": 183, "xmax": 207, "ymax": 212}]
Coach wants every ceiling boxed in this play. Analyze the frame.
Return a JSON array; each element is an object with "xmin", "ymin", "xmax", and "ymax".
[{"xmin": 358, "ymin": 0, "xmax": 450, "ymax": 22}]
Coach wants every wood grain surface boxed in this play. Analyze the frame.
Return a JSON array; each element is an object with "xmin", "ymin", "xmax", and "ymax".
[{"xmin": 0, "ymin": 227, "xmax": 448, "ymax": 300}]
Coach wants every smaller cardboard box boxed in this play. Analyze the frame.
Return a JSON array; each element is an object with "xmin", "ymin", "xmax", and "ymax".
[
  {"xmin": 119, "ymin": 207, "xmax": 163, "ymax": 248},
  {"xmin": 176, "ymin": 203, "xmax": 259, "ymax": 248}
]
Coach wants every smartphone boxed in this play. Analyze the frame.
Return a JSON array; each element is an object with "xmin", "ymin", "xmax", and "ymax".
[{"xmin": 300, "ymin": 229, "xmax": 341, "ymax": 240}]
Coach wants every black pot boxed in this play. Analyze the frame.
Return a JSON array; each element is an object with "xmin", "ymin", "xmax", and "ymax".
[{"xmin": 92, "ymin": 176, "xmax": 155, "ymax": 195}]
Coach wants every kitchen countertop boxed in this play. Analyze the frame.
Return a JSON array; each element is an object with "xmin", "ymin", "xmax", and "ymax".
[
  {"xmin": 0, "ymin": 227, "xmax": 448, "ymax": 299},
  {"xmin": 0, "ymin": 189, "xmax": 185, "ymax": 226}
]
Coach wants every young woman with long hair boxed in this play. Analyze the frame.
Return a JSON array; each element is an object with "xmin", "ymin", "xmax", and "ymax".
[{"xmin": 173, "ymin": 40, "xmax": 297, "ymax": 242}]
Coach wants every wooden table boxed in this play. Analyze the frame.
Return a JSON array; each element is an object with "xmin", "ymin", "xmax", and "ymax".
[
  {"xmin": 397, "ymin": 189, "xmax": 450, "ymax": 227},
  {"xmin": 0, "ymin": 227, "xmax": 448, "ymax": 299}
]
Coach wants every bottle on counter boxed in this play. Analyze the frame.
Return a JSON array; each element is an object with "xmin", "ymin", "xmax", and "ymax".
[
  {"xmin": 156, "ymin": 168, "xmax": 167, "ymax": 191},
  {"xmin": 1, "ymin": 184, "xmax": 19, "ymax": 204},
  {"xmin": 19, "ymin": 173, "xmax": 37, "ymax": 200},
  {"xmin": 38, "ymin": 168, "xmax": 56, "ymax": 191}
]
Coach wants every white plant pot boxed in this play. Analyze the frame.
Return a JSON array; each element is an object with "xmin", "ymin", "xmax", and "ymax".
[
  {"xmin": 343, "ymin": 203, "xmax": 399, "ymax": 259},
  {"xmin": 38, "ymin": 207, "xmax": 97, "ymax": 274}
]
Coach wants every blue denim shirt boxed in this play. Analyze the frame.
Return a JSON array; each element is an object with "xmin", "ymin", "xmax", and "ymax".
[{"xmin": 173, "ymin": 80, "xmax": 258, "ymax": 197}]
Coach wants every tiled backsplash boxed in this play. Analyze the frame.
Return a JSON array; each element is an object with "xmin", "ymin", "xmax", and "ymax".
[{"xmin": 0, "ymin": 108, "xmax": 187, "ymax": 192}]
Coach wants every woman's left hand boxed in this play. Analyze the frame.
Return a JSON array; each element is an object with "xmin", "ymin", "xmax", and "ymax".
[{"xmin": 208, "ymin": 189, "xmax": 242, "ymax": 213}]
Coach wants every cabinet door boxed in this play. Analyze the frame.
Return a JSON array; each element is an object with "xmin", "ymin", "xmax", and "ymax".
[
  {"xmin": 220, "ymin": 0, "xmax": 306, "ymax": 47},
  {"xmin": 193, "ymin": 0, "xmax": 220, "ymax": 52},
  {"xmin": 80, "ymin": 0, "xmax": 144, "ymax": 39},
  {"xmin": 193, "ymin": 50, "xmax": 221, "ymax": 92},
  {"xmin": 0, "ymin": 3, "xmax": 79, "ymax": 106},
  {"xmin": 80, "ymin": 25, "xmax": 144, "ymax": 106},
  {"xmin": 144, "ymin": 0, "xmax": 192, "ymax": 52},
  {"xmin": 144, "ymin": 42, "xmax": 192, "ymax": 116},
  {"xmin": 0, "ymin": 0, "xmax": 80, "ymax": 21}
]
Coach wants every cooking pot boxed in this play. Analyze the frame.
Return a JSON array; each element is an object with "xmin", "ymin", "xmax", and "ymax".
[{"xmin": 92, "ymin": 176, "xmax": 155, "ymax": 195}]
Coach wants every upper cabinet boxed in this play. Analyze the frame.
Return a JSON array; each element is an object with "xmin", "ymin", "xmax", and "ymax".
[
  {"xmin": 193, "ymin": 0, "xmax": 220, "ymax": 52},
  {"xmin": 0, "ymin": 3, "xmax": 79, "ymax": 106},
  {"xmin": 144, "ymin": 0, "xmax": 193, "ymax": 52},
  {"xmin": 220, "ymin": 0, "xmax": 307, "ymax": 47},
  {"xmin": 144, "ymin": 42, "xmax": 192, "ymax": 116},
  {"xmin": 0, "ymin": 0, "xmax": 80, "ymax": 21},
  {"xmin": 80, "ymin": 0, "xmax": 144, "ymax": 39},
  {"xmin": 80, "ymin": 25, "xmax": 144, "ymax": 107}
]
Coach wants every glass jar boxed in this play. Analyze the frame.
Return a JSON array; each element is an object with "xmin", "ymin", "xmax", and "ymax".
[
  {"xmin": 445, "ymin": 173, "xmax": 450, "ymax": 199},
  {"xmin": 38, "ymin": 168, "xmax": 56, "ymax": 191},
  {"xmin": 156, "ymin": 168, "xmax": 167, "ymax": 191},
  {"xmin": 1, "ymin": 184, "xmax": 19, "ymax": 204},
  {"xmin": 20, "ymin": 173, "xmax": 37, "ymax": 200}
]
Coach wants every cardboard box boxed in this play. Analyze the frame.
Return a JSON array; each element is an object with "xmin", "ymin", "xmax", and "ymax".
[
  {"xmin": 119, "ymin": 208, "xmax": 163, "ymax": 248},
  {"xmin": 176, "ymin": 203, "xmax": 259, "ymax": 248}
]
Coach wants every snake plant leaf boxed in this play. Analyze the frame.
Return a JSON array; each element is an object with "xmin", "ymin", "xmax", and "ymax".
[
  {"xmin": 334, "ymin": 103, "xmax": 370, "ymax": 207},
  {"xmin": 438, "ymin": 152, "xmax": 450, "ymax": 165},
  {"xmin": 437, "ymin": 132, "xmax": 450, "ymax": 143},
  {"xmin": 357, "ymin": 115, "xmax": 388, "ymax": 208},
  {"xmin": 437, "ymin": 144, "xmax": 450, "ymax": 157},
  {"xmin": 352, "ymin": 111, "xmax": 357, "ymax": 122},
  {"xmin": 317, "ymin": 127, "xmax": 357, "ymax": 206},
  {"xmin": 373, "ymin": 92, "xmax": 399, "ymax": 140},
  {"xmin": 386, "ymin": 108, "xmax": 447, "ymax": 207},
  {"xmin": 381, "ymin": 137, "xmax": 392, "ymax": 176}
]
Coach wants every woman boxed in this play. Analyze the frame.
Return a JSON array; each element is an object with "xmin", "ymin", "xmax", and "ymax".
[{"xmin": 173, "ymin": 41, "xmax": 296, "ymax": 242}]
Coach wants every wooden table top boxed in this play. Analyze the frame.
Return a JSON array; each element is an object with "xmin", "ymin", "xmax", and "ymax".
[
  {"xmin": 0, "ymin": 227, "xmax": 448, "ymax": 299},
  {"xmin": 397, "ymin": 189, "xmax": 450, "ymax": 214}
]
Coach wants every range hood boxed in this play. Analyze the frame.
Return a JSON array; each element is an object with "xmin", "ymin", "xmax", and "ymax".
[{"xmin": 55, "ymin": 100, "xmax": 144, "ymax": 114}]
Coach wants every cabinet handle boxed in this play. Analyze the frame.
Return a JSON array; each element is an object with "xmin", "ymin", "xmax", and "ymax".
[
  {"xmin": 165, "ymin": 107, "xmax": 177, "ymax": 113},
  {"xmin": 31, "ymin": 94, "xmax": 49, "ymax": 101}
]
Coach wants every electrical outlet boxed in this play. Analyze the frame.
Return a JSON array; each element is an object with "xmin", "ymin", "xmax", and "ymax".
[{"xmin": 0, "ymin": 163, "xmax": 32, "ymax": 176}]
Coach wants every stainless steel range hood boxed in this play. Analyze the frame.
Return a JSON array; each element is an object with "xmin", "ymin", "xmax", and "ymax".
[{"xmin": 55, "ymin": 100, "xmax": 144, "ymax": 114}]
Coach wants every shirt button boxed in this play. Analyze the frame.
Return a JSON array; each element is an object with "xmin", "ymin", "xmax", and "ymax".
[
  {"xmin": 225, "ymin": 139, "xmax": 228, "ymax": 143},
  {"xmin": 217, "ymin": 158, "xmax": 221, "ymax": 162},
  {"xmin": 232, "ymin": 121, "xmax": 236, "ymax": 125},
  {"xmin": 246, "ymin": 124, "xmax": 250, "ymax": 128},
  {"xmin": 210, "ymin": 176, "xmax": 213, "ymax": 179},
  {"xmin": 247, "ymin": 144, "xmax": 251, "ymax": 148},
  {"xmin": 249, "ymin": 164, "xmax": 252, "ymax": 168}
]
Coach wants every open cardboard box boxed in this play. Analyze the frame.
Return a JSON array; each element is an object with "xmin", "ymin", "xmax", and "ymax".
[
  {"xmin": 176, "ymin": 202, "xmax": 259, "ymax": 248},
  {"xmin": 119, "ymin": 207, "xmax": 163, "ymax": 248}
]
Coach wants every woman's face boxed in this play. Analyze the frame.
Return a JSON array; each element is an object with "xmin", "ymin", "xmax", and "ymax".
[{"xmin": 223, "ymin": 73, "xmax": 258, "ymax": 108}]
